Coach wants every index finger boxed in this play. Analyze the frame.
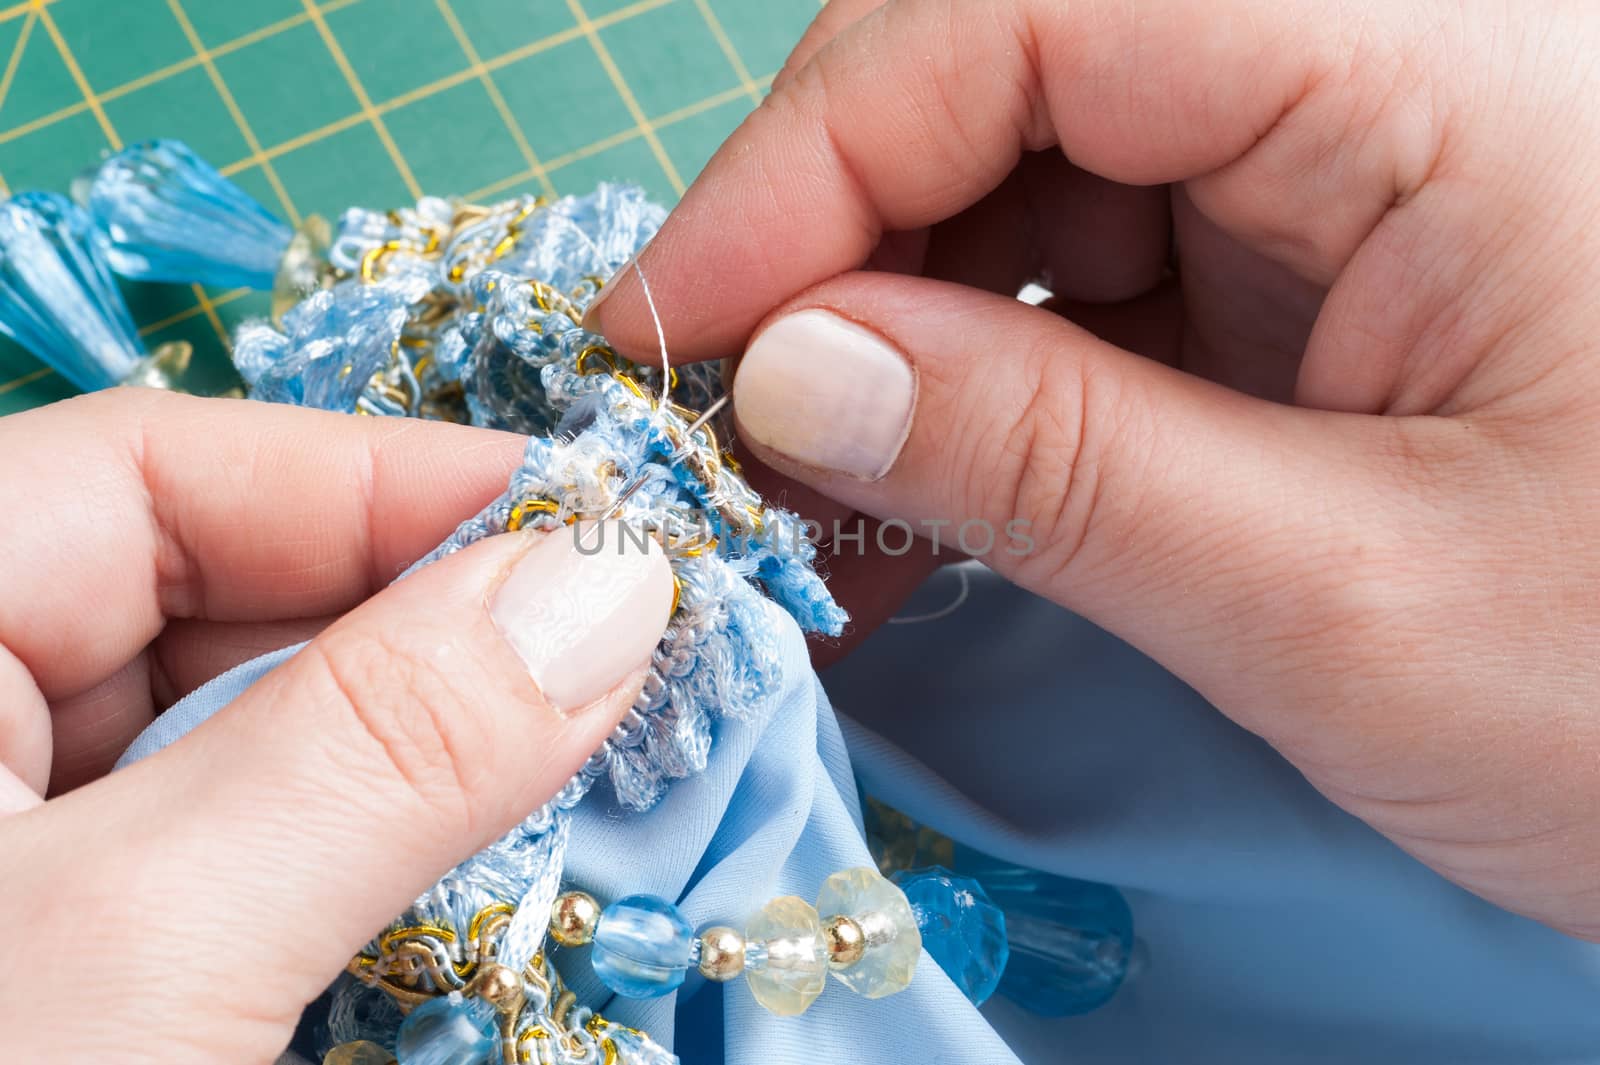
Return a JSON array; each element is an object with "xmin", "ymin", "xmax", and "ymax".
[
  {"xmin": 0, "ymin": 389, "xmax": 523, "ymax": 700},
  {"xmin": 586, "ymin": 0, "xmax": 1334, "ymax": 361}
]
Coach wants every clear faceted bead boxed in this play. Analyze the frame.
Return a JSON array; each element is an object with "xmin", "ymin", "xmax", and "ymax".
[
  {"xmin": 591, "ymin": 894, "xmax": 694, "ymax": 999},
  {"xmin": 815, "ymin": 866, "xmax": 921, "ymax": 998},
  {"xmin": 272, "ymin": 214, "xmax": 333, "ymax": 324},
  {"xmin": 744, "ymin": 896, "xmax": 827, "ymax": 1016},
  {"xmin": 892, "ymin": 866, "xmax": 1009, "ymax": 1006},
  {"xmin": 394, "ymin": 995, "xmax": 497, "ymax": 1065}
]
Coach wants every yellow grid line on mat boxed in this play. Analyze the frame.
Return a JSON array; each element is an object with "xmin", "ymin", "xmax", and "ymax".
[
  {"xmin": 165, "ymin": 0, "xmax": 302, "ymax": 226},
  {"xmin": 0, "ymin": 0, "xmax": 671, "ymax": 161},
  {"xmin": 203, "ymin": 0, "xmax": 675, "ymax": 179},
  {"xmin": 34, "ymin": 0, "xmax": 117, "ymax": 147},
  {"xmin": 0, "ymin": 0, "xmax": 783, "ymax": 396},
  {"xmin": 300, "ymin": 0, "xmax": 424, "ymax": 200},
  {"xmin": 0, "ymin": 6, "xmax": 34, "ymax": 113},
  {"xmin": 215, "ymin": 113, "xmax": 367, "ymax": 176},
  {"xmin": 0, "ymin": 0, "xmax": 364, "ymax": 149},
  {"xmin": 33, "ymin": 0, "xmax": 232, "ymax": 356},
  {"xmin": 460, "ymin": 73, "xmax": 772, "ymax": 203},
  {"xmin": 435, "ymin": 0, "xmax": 557, "ymax": 200},
  {"xmin": 0, "ymin": 365, "xmax": 50, "ymax": 395},
  {"xmin": 692, "ymin": 0, "xmax": 762, "ymax": 106},
  {"xmin": 566, "ymin": 0, "xmax": 684, "ymax": 197},
  {"xmin": 137, "ymin": 287, "xmax": 251, "ymax": 337},
  {"xmin": 186, "ymin": 286, "xmax": 230, "ymax": 347},
  {"xmin": 0, "ymin": 0, "xmax": 52, "ymax": 26}
]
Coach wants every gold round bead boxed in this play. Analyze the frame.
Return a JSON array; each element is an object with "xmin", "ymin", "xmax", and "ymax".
[
  {"xmin": 697, "ymin": 926, "xmax": 746, "ymax": 982},
  {"xmin": 550, "ymin": 890, "xmax": 601, "ymax": 947},
  {"xmin": 322, "ymin": 1040, "xmax": 394, "ymax": 1065},
  {"xmin": 473, "ymin": 962, "xmax": 524, "ymax": 1012},
  {"xmin": 822, "ymin": 914, "xmax": 866, "ymax": 969}
]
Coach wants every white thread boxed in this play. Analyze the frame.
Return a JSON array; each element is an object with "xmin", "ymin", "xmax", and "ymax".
[
  {"xmin": 888, "ymin": 562, "xmax": 974, "ymax": 625},
  {"xmin": 540, "ymin": 205, "xmax": 673, "ymax": 401},
  {"xmin": 630, "ymin": 257, "xmax": 673, "ymax": 406},
  {"xmin": 540, "ymin": 205, "xmax": 679, "ymax": 546}
]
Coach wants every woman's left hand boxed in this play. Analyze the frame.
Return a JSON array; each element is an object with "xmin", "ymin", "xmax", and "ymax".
[{"xmin": 0, "ymin": 389, "xmax": 675, "ymax": 1063}]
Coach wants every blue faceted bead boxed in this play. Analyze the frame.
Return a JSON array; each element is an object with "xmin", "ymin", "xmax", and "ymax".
[
  {"xmin": 0, "ymin": 191, "xmax": 143, "ymax": 391},
  {"xmin": 394, "ymin": 995, "xmax": 498, "ymax": 1065},
  {"xmin": 591, "ymin": 894, "xmax": 694, "ymax": 999},
  {"xmin": 955, "ymin": 846, "xmax": 1135, "ymax": 1017},
  {"xmin": 87, "ymin": 139, "xmax": 292, "ymax": 290},
  {"xmin": 892, "ymin": 866, "xmax": 1008, "ymax": 1006}
]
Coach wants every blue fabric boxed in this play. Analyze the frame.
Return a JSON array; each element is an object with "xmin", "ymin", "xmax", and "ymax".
[{"xmin": 119, "ymin": 566, "xmax": 1600, "ymax": 1062}]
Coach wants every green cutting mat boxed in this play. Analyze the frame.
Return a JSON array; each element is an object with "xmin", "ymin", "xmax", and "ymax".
[{"xmin": 0, "ymin": 0, "xmax": 821, "ymax": 415}]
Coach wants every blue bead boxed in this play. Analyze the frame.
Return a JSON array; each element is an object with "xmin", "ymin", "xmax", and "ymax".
[
  {"xmin": 87, "ymin": 139, "xmax": 292, "ymax": 290},
  {"xmin": 591, "ymin": 894, "xmax": 693, "ymax": 999},
  {"xmin": 394, "ymin": 995, "xmax": 498, "ymax": 1065},
  {"xmin": 955, "ymin": 846, "xmax": 1135, "ymax": 1017},
  {"xmin": 0, "ymin": 191, "xmax": 143, "ymax": 391},
  {"xmin": 892, "ymin": 866, "xmax": 1009, "ymax": 1006}
]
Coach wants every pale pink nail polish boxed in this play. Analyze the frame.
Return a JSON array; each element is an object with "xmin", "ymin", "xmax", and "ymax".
[
  {"xmin": 490, "ymin": 521, "xmax": 674, "ymax": 713},
  {"xmin": 734, "ymin": 309, "xmax": 915, "ymax": 480}
]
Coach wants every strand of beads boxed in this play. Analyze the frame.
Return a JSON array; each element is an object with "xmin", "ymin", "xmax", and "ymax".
[
  {"xmin": 547, "ymin": 866, "xmax": 923, "ymax": 1017},
  {"xmin": 339, "ymin": 903, "xmax": 675, "ymax": 1065}
]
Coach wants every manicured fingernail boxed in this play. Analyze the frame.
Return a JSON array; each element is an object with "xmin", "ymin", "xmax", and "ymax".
[
  {"xmin": 490, "ymin": 521, "xmax": 674, "ymax": 713},
  {"xmin": 582, "ymin": 252, "xmax": 636, "ymax": 333},
  {"xmin": 734, "ymin": 309, "xmax": 914, "ymax": 480}
]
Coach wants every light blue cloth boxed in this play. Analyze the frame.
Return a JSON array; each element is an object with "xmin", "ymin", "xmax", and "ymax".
[{"xmin": 119, "ymin": 566, "xmax": 1600, "ymax": 1062}]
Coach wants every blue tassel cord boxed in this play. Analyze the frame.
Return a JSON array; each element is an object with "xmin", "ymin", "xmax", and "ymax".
[
  {"xmin": 84, "ymin": 139, "xmax": 293, "ymax": 290},
  {"xmin": 0, "ymin": 191, "xmax": 149, "ymax": 392}
]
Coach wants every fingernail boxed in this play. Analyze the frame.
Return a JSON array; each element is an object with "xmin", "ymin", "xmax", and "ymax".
[
  {"xmin": 582, "ymin": 252, "xmax": 636, "ymax": 334},
  {"xmin": 0, "ymin": 763, "xmax": 41, "ymax": 814},
  {"xmin": 734, "ymin": 309, "xmax": 915, "ymax": 480},
  {"xmin": 490, "ymin": 521, "xmax": 674, "ymax": 713}
]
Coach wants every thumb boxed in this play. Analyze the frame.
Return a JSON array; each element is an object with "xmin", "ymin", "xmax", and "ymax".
[
  {"xmin": 730, "ymin": 273, "xmax": 1417, "ymax": 716},
  {"xmin": 2, "ymin": 522, "xmax": 674, "ymax": 1062}
]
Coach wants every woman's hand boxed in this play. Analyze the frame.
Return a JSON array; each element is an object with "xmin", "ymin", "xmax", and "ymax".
[
  {"xmin": 0, "ymin": 389, "xmax": 674, "ymax": 1063},
  {"xmin": 589, "ymin": 0, "xmax": 1600, "ymax": 939}
]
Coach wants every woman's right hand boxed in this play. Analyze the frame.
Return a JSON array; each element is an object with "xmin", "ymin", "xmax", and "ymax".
[{"xmin": 590, "ymin": 0, "xmax": 1600, "ymax": 941}]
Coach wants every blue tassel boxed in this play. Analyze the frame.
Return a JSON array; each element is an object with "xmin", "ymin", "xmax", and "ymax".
[
  {"xmin": 0, "ymin": 191, "xmax": 146, "ymax": 391},
  {"xmin": 85, "ymin": 139, "xmax": 292, "ymax": 290}
]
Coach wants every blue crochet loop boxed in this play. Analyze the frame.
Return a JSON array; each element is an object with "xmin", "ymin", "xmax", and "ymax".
[
  {"xmin": 0, "ymin": 190, "xmax": 143, "ymax": 391},
  {"xmin": 85, "ymin": 139, "xmax": 292, "ymax": 290},
  {"xmin": 233, "ymin": 270, "xmax": 430, "ymax": 410}
]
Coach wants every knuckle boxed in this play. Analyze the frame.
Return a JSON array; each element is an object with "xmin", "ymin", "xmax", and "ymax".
[
  {"xmin": 302, "ymin": 629, "xmax": 490, "ymax": 830},
  {"xmin": 987, "ymin": 345, "xmax": 1105, "ymax": 586}
]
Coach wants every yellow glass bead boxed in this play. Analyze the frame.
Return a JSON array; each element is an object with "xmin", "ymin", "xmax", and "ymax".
[
  {"xmin": 815, "ymin": 866, "xmax": 922, "ymax": 998},
  {"xmin": 744, "ymin": 896, "xmax": 826, "ymax": 1016},
  {"xmin": 323, "ymin": 1040, "xmax": 395, "ymax": 1065}
]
